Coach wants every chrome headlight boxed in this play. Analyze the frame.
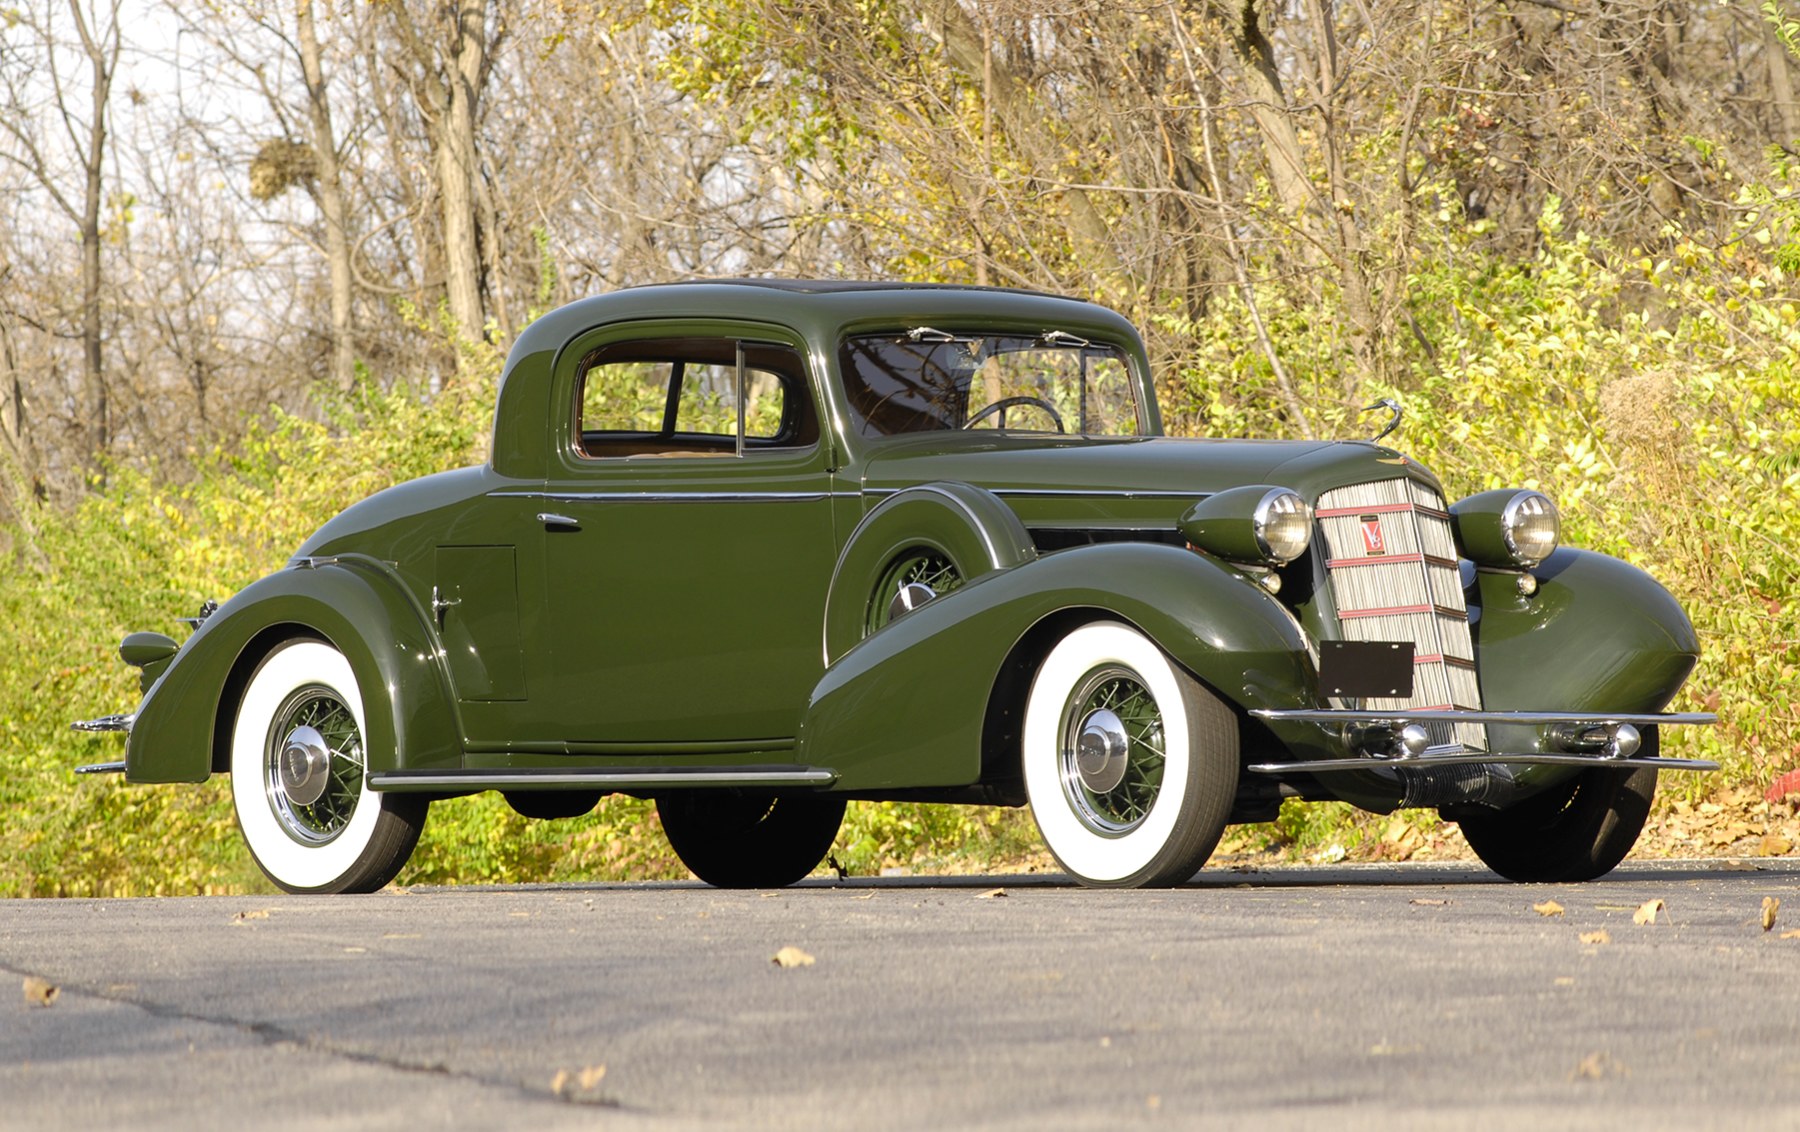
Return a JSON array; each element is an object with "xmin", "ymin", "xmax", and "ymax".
[
  {"xmin": 1179, "ymin": 486, "xmax": 1314, "ymax": 567},
  {"xmin": 1501, "ymin": 491, "xmax": 1559, "ymax": 566},
  {"xmin": 1252, "ymin": 489, "xmax": 1314, "ymax": 564},
  {"xmin": 1450, "ymin": 488, "xmax": 1561, "ymax": 568}
]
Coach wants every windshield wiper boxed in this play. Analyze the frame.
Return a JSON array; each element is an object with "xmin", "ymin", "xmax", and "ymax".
[{"xmin": 1040, "ymin": 330, "xmax": 1093, "ymax": 348}]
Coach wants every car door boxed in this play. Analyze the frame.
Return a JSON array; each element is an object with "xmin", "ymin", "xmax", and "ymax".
[{"xmin": 534, "ymin": 321, "xmax": 839, "ymax": 747}]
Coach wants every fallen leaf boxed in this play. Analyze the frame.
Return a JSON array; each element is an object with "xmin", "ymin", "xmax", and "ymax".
[
  {"xmin": 1410, "ymin": 898, "xmax": 1449, "ymax": 906},
  {"xmin": 975, "ymin": 888, "xmax": 1008, "ymax": 900},
  {"xmin": 1571, "ymin": 1051, "xmax": 1628, "ymax": 1080},
  {"xmin": 1721, "ymin": 860, "xmax": 1762, "ymax": 872},
  {"xmin": 1554, "ymin": 977, "xmax": 1576, "ymax": 986},
  {"xmin": 22, "ymin": 977, "xmax": 58, "ymax": 1007},
  {"xmin": 1633, "ymin": 898, "xmax": 1666, "ymax": 926},
  {"xmin": 1763, "ymin": 897, "xmax": 1782, "ymax": 932},
  {"xmin": 551, "ymin": 1064, "xmax": 607, "ymax": 1096},
  {"xmin": 1579, "ymin": 930, "xmax": 1611, "ymax": 945},
  {"xmin": 1780, "ymin": 930, "xmax": 1800, "ymax": 940},
  {"xmin": 232, "ymin": 909, "xmax": 271, "ymax": 923},
  {"xmin": 853, "ymin": 892, "xmax": 876, "ymax": 901},
  {"xmin": 771, "ymin": 946, "xmax": 815, "ymax": 968},
  {"xmin": 1533, "ymin": 900, "xmax": 1566, "ymax": 917},
  {"xmin": 1759, "ymin": 835, "xmax": 1792, "ymax": 857}
]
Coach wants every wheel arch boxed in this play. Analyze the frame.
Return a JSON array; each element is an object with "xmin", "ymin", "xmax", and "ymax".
[
  {"xmin": 126, "ymin": 563, "xmax": 463, "ymax": 784},
  {"xmin": 822, "ymin": 481, "xmax": 1037, "ymax": 663}
]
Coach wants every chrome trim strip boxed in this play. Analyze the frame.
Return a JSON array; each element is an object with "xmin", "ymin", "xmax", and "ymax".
[
  {"xmin": 75, "ymin": 761, "xmax": 128, "ymax": 775},
  {"xmin": 71, "ymin": 713, "xmax": 135, "ymax": 733},
  {"xmin": 1251, "ymin": 709, "xmax": 1717, "ymax": 727},
  {"xmin": 1248, "ymin": 753, "xmax": 1720, "ymax": 774},
  {"xmin": 494, "ymin": 490, "xmax": 851, "ymax": 504},
  {"xmin": 862, "ymin": 487, "xmax": 1208, "ymax": 500},
  {"xmin": 368, "ymin": 767, "xmax": 838, "ymax": 790}
]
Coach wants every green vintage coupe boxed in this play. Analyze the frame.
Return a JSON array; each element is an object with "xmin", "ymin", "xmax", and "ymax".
[{"xmin": 76, "ymin": 281, "xmax": 1715, "ymax": 892}]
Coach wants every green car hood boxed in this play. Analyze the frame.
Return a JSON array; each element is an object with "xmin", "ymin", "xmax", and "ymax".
[{"xmin": 857, "ymin": 435, "xmax": 1446, "ymax": 526}]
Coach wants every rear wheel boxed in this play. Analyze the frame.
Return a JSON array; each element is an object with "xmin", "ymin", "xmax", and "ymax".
[
  {"xmin": 658, "ymin": 793, "xmax": 846, "ymax": 888},
  {"xmin": 230, "ymin": 640, "xmax": 427, "ymax": 894},
  {"xmin": 1452, "ymin": 733, "xmax": 1659, "ymax": 882},
  {"xmin": 1022, "ymin": 621, "xmax": 1238, "ymax": 887}
]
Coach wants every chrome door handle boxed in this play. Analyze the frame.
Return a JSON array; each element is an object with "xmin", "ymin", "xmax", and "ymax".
[{"xmin": 538, "ymin": 512, "xmax": 581, "ymax": 531}]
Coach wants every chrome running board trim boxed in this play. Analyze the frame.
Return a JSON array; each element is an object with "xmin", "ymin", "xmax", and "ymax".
[
  {"xmin": 75, "ymin": 761, "xmax": 128, "ymax": 775},
  {"xmin": 368, "ymin": 766, "xmax": 838, "ymax": 791}
]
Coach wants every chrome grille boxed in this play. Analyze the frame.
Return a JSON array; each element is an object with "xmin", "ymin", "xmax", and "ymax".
[{"xmin": 1316, "ymin": 479, "xmax": 1486, "ymax": 752}]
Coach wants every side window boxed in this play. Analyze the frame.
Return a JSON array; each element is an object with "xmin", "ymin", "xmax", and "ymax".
[{"xmin": 576, "ymin": 337, "xmax": 818, "ymax": 458}]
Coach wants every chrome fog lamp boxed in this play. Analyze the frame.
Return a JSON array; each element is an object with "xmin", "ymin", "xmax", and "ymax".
[
  {"xmin": 1179, "ymin": 485, "xmax": 1314, "ymax": 567},
  {"xmin": 1501, "ymin": 491, "xmax": 1560, "ymax": 567},
  {"xmin": 1253, "ymin": 489, "xmax": 1314, "ymax": 565},
  {"xmin": 1450, "ymin": 488, "xmax": 1561, "ymax": 569}
]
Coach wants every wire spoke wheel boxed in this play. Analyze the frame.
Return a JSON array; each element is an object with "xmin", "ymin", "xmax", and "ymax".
[
  {"xmin": 866, "ymin": 548, "xmax": 963, "ymax": 636},
  {"xmin": 1058, "ymin": 666, "xmax": 1167, "ymax": 835},
  {"xmin": 264, "ymin": 685, "xmax": 367, "ymax": 845},
  {"xmin": 1022, "ymin": 621, "xmax": 1238, "ymax": 887},
  {"xmin": 231, "ymin": 640, "xmax": 427, "ymax": 894}
]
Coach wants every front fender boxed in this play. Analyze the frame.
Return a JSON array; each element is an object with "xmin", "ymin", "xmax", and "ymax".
[
  {"xmin": 124, "ymin": 558, "xmax": 462, "ymax": 783},
  {"xmin": 1472, "ymin": 547, "xmax": 1699, "ymax": 710},
  {"xmin": 797, "ymin": 542, "xmax": 1314, "ymax": 792}
]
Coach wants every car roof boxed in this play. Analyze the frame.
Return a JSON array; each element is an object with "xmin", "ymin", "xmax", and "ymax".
[{"xmin": 624, "ymin": 278, "xmax": 1064, "ymax": 298}]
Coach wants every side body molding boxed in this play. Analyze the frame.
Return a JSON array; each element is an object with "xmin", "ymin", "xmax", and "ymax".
[
  {"xmin": 123, "ymin": 558, "xmax": 463, "ymax": 783},
  {"xmin": 799, "ymin": 542, "xmax": 1315, "ymax": 792}
]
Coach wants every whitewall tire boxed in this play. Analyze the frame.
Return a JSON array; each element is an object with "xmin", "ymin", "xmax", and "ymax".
[
  {"xmin": 1022, "ymin": 621, "xmax": 1238, "ymax": 887},
  {"xmin": 230, "ymin": 639, "xmax": 426, "ymax": 893}
]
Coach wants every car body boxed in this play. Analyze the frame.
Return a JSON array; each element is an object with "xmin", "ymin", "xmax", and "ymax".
[{"xmin": 75, "ymin": 281, "xmax": 1716, "ymax": 892}]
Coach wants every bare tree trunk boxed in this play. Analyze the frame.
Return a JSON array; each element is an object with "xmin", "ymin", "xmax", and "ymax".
[
  {"xmin": 388, "ymin": 0, "xmax": 495, "ymax": 352},
  {"xmin": 1223, "ymin": 0, "xmax": 1315, "ymax": 218},
  {"xmin": 296, "ymin": 0, "xmax": 358, "ymax": 391},
  {"xmin": 1766, "ymin": 11, "xmax": 1800, "ymax": 142},
  {"xmin": 70, "ymin": 0, "xmax": 119, "ymax": 468}
]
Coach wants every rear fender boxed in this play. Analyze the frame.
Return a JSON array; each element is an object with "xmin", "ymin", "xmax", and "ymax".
[
  {"xmin": 798, "ymin": 542, "xmax": 1314, "ymax": 792},
  {"xmin": 124, "ymin": 559, "xmax": 462, "ymax": 783}
]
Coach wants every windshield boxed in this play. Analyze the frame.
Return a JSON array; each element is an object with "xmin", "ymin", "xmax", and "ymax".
[{"xmin": 840, "ymin": 330, "xmax": 1144, "ymax": 438}]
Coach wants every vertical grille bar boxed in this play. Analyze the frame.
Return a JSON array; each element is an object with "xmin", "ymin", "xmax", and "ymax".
[{"xmin": 1316, "ymin": 480, "xmax": 1487, "ymax": 752}]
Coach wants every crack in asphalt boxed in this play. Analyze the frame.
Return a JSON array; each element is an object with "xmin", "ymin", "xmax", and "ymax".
[{"xmin": 0, "ymin": 959, "xmax": 627, "ymax": 1111}]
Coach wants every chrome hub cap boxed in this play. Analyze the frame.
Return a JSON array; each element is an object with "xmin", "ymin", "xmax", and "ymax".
[
  {"xmin": 887, "ymin": 581, "xmax": 938, "ymax": 622},
  {"xmin": 1074, "ymin": 708, "xmax": 1130, "ymax": 793},
  {"xmin": 278, "ymin": 725, "xmax": 332, "ymax": 806}
]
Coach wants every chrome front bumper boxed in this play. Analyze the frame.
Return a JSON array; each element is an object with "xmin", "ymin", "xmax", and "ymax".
[{"xmin": 1246, "ymin": 709, "xmax": 1719, "ymax": 774}]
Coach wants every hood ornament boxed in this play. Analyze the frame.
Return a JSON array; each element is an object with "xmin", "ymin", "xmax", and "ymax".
[{"xmin": 1362, "ymin": 398, "xmax": 1402, "ymax": 443}]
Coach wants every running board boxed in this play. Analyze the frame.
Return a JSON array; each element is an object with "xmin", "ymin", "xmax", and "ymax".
[
  {"xmin": 367, "ymin": 765, "xmax": 839, "ymax": 792},
  {"xmin": 75, "ymin": 761, "xmax": 128, "ymax": 775},
  {"xmin": 1247, "ymin": 752, "xmax": 1719, "ymax": 775}
]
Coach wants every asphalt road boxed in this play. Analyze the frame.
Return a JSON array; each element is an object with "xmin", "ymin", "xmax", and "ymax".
[{"xmin": 4, "ymin": 860, "xmax": 1798, "ymax": 1131}]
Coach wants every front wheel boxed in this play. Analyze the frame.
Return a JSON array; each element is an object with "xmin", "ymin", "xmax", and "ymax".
[
  {"xmin": 658, "ymin": 793, "xmax": 846, "ymax": 888},
  {"xmin": 1452, "ymin": 745, "xmax": 1658, "ymax": 883},
  {"xmin": 1022, "ymin": 621, "xmax": 1238, "ymax": 887},
  {"xmin": 230, "ymin": 640, "xmax": 427, "ymax": 894}
]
